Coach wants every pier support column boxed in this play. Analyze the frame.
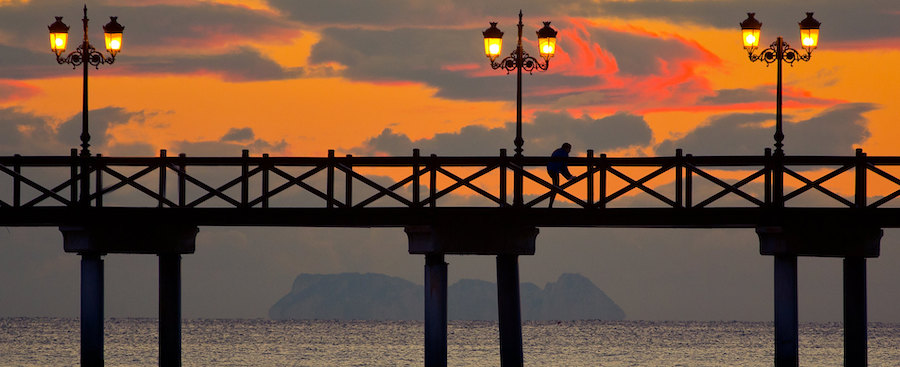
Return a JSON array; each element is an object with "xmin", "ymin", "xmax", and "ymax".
[
  {"xmin": 496, "ymin": 254, "xmax": 523, "ymax": 367},
  {"xmin": 159, "ymin": 253, "xmax": 182, "ymax": 367},
  {"xmin": 424, "ymin": 253, "xmax": 448, "ymax": 367},
  {"xmin": 80, "ymin": 252, "xmax": 105, "ymax": 367},
  {"xmin": 844, "ymin": 257, "xmax": 867, "ymax": 366},
  {"xmin": 773, "ymin": 254, "xmax": 798, "ymax": 367}
]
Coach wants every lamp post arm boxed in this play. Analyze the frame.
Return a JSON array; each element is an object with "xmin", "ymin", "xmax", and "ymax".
[
  {"xmin": 747, "ymin": 38, "xmax": 811, "ymax": 66},
  {"xmin": 490, "ymin": 53, "xmax": 548, "ymax": 74}
]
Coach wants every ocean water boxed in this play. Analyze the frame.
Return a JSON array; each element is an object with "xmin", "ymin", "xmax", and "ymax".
[{"xmin": 1, "ymin": 318, "xmax": 899, "ymax": 366}]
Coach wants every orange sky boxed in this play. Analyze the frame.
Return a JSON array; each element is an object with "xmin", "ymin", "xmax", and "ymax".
[{"xmin": 1, "ymin": 0, "xmax": 898, "ymax": 195}]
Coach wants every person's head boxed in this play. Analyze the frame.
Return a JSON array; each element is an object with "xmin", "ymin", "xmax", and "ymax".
[{"xmin": 561, "ymin": 142, "xmax": 572, "ymax": 153}]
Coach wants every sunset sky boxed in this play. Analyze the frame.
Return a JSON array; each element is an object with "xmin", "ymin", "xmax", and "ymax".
[{"xmin": 2, "ymin": 0, "xmax": 900, "ymax": 321}]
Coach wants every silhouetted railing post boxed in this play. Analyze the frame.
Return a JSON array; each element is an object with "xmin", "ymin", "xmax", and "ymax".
[
  {"xmin": 685, "ymin": 154, "xmax": 693, "ymax": 208},
  {"xmin": 598, "ymin": 153, "xmax": 607, "ymax": 209},
  {"xmin": 429, "ymin": 154, "xmax": 437, "ymax": 208},
  {"xmin": 765, "ymin": 148, "xmax": 772, "ymax": 206},
  {"xmin": 774, "ymin": 149, "xmax": 784, "ymax": 208},
  {"xmin": 13, "ymin": 154, "xmax": 20, "ymax": 207},
  {"xmin": 177, "ymin": 153, "xmax": 186, "ymax": 207},
  {"xmin": 327, "ymin": 150, "xmax": 335, "ymax": 209},
  {"xmin": 513, "ymin": 153, "xmax": 524, "ymax": 207},
  {"xmin": 587, "ymin": 150, "xmax": 594, "ymax": 206},
  {"xmin": 95, "ymin": 154, "xmax": 103, "ymax": 207},
  {"xmin": 855, "ymin": 149, "xmax": 867, "ymax": 208},
  {"xmin": 413, "ymin": 149, "xmax": 421, "ymax": 206},
  {"xmin": 500, "ymin": 149, "xmax": 508, "ymax": 206},
  {"xmin": 675, "ymin": 149, "xmax": 683, "ymax": 208},
  {"xmin": 80, "ymin": 151, "xmax": 90, "ymax": 208},
  {"xmin": 345, "ymin": 154, "xmax": 353, "ymax": 207},
  {"xmin": 70, "ymin": 149, "xmax": 78, "ymax": 205},
  {"xmin": 262, "ymin": 153, "xmax": 270, "ymax": 209},
  {"xmin": 159, "ymin": 150, "xmax": 167, "ymax": 208},
  {"xmin": 241, "ymin": 150, "xmax": 249, "ymax": 208}
]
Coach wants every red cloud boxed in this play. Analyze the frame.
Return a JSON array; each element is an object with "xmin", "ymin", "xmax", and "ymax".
[{"xmin": 0, "ymin": 81, "xmax": 39, "ymax": 104}]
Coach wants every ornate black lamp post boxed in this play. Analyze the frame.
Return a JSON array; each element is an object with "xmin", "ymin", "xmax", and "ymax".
[
  {"xmin": 483, "ymin": 11, "xmax": 557, "ymax": 206},
  {"xmin": 49, "ymin": 5, "xmax": 124, "ymax": 206},
  {"xmin": 741, "ymin": 12, "xmax": 820, "ymax": 157},
  {"xmin": 49, "ymin": 8, "xmax": 124, "ymax": 364},
  {"xmin": 743, "ymin": 14, "xmax": 821, "ymax": 367}
]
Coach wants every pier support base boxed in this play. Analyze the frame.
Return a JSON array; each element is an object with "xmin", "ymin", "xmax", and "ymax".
[
  {"xmin": 844, "ymin": 257, "xmax": 867, "ymax": 366},
  {"xmin": 61, "ymin": 224, "xmax": 198, "ymax": 367},
  {"xmin": 407, "ymin": 224, "xmax": 538, "ymax": 367},
  {"xmin": 423, "ymin": 253, "xmax": 448, "ymax": 367},
  {"xmin": 757, "ymin": 225, "xmax": 881, "ymax": 367},
  {"xmin": 496, "ymin": 254, "xmax": 524, "ymax": 367},
  {"xmin": 80, "ymin": 253, "xmax": 104, "ymax": 367}
]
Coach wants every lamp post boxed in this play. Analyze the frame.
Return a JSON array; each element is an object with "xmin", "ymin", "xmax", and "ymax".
[
  {"xmin": 50, "ymin": 9, "xmax": 122, "ymax": 365},
  {"xmin": 483, "ymin": 10, "xmax": 557, "ymax": 207},
  {"xmin": 49, "ymin": 5, "xmax": 123, "ymax": 207},
  {"xmin": 743, "ymin": 14, "xmax": 820, "ymax": 367},
  {"xmin": 741, "ymin": 12, "xmax": 820, "ymax": 158}
]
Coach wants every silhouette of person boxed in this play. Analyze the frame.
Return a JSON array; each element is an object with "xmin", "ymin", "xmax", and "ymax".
[{"xmin": 547, "ymin": 142, "xmax": 573, "ymax": 208}]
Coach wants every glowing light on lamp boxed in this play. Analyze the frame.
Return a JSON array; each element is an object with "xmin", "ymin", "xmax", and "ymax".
[
  {"xmin": 483, "ymin": 22, "xmax": 504, "ymax": 62},
  {"xmin": 48, "ymin": 16, "xmax": 69, "ymax": 56},
  {"xmin": 103, "ymin": 16, "xmax": 124, "ymax": 56},
  {"xmin": 536, "ymin": 21, "xmax": 557, "ymax": 61},
  {"xmin": 740, "ymin": 13, "xmax": 762, "ymax": 51},
  {"xmin": 799, "ymin": 12, "xmax": 820, "ymax": 52}
]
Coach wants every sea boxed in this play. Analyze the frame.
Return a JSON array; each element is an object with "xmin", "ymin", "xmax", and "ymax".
[{"xmin": 1, "ymin": 318, "xmax": 899, "ymax": 366}]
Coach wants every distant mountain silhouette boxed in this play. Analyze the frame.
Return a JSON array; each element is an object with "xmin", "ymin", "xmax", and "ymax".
[{"xmin": 269, "ymin": 272, "xmax": 625, "ymax": 321}]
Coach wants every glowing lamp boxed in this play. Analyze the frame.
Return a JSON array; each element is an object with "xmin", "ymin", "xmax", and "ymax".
[
  {"xmin": 799, "ymin": 12, "xmax": 820, "ymax": 52},
  {"xmin": 740, "ymin": 13, "xmax": 762, "ymax": 51},
  {"xmin": 103, "ymin": 16, "xmax": 124, "ymax": 56},
  {"xmin": 483, "ymin": 22, "xmax": 504, "ymax": 61},
  {"xmin": 536, "ymin": 21, "xmax": 558, "ymax": 61},
  {"xmin": 48, "ymin": 16, "xmax": 70, "ymax": 56}
]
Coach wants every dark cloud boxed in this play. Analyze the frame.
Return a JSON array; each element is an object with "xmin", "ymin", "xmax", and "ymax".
[
  {"xmin": 0, "ymin": 43, "xmax": 332, "ymax": 82},
  {"xmin": 122, "ymin": 47, "xmax": 318, "ymax": 82},
  {"xmin": 697, "ymin": 88, "xmax": 774, "ymax": 105},
  {"xmin": 173, "ymin": 127, "xmax": 287, "ymax": 156},
  {"xmin": 0, "ymin": 45, "xmax": 59, "ymax": 80},
  {"xmin": 0, "ymin": 1, "xmax": 311, "ymax": 82},
  {"xmin": 56, "ymin": 107, "xmax": 144, "ymax": 151},
  {"xmin": 655, "ymin": 103, "xmax": 875, "ymax": 155},
  {"xmin": 0, "ymin": 107, "xmax": 59, "ymax": 155},
  {"xmin": 0, "ymin": 106, "xmax": 157, "ymax": 156},
  {"xmin": 599, "ymin": 0, "xmax": 900, "ymax": 44},
  {"xmin": 353, "ymin": 111, "xmax": 652, "ymax": 156},
  {"xmin": 3, "ymin": 0, "xmax": 297, "ymax": 54},
  {"xmin": 221, "ymin": 127, "xmax": 255, "ymax": 142},
  {"xmin": 268, "ymin": 0, "xmax": 592, "ymax": 27}
]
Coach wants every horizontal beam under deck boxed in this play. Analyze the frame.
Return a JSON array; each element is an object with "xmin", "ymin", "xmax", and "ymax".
[{"xmin": 0, "ymin": 207, "xmax": 894, "ymax": 228}]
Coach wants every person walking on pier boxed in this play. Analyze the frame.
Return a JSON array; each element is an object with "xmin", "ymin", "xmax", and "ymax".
[{"xmin": 547, "ymin": 142, "xmax": 573, "ymax": 208}]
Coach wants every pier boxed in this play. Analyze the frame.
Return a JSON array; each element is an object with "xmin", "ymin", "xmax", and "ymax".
[{"xmin": 1, "ymin": 146, "xmax": 895, "ymax": 366}]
